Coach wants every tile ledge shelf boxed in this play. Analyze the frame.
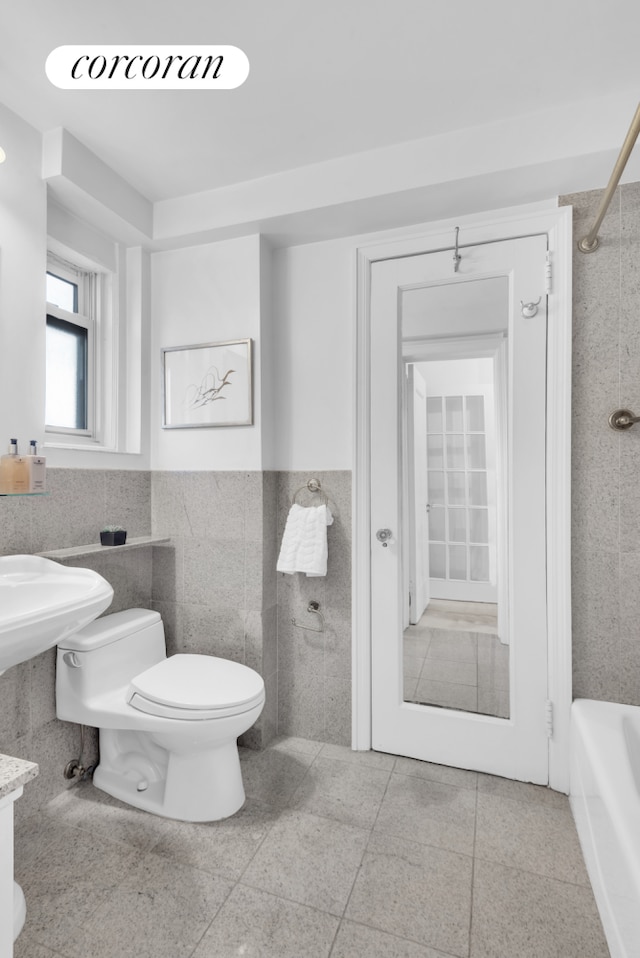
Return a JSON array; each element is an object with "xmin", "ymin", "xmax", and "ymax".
[{"xmin": 36, "ymin": 535, "xmax": 171, "ymax": 560}]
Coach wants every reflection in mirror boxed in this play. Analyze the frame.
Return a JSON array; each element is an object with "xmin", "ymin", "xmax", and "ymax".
[{"xmin": 401, "ymin": 278, "xmax": 510, "ymax": 719}]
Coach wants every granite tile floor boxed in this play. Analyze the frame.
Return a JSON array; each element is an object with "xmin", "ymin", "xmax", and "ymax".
[{"xmin": 14, "ymin": 736, "xmax": 610, "ymax": 958}]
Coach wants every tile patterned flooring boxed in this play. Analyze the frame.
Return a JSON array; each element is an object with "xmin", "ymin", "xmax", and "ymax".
[
  {"xmin": 404, "ymin": 601, "xmax": 510, "ymax": 717},
  {"xmin": 14, "ymin": 736, "xmax": 610, "ymax": 958}
]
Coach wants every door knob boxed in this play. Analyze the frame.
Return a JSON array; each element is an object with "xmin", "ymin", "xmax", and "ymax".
[{"xmin": 376, "ymin": 528, "xmax": 393, "ymax": 547}]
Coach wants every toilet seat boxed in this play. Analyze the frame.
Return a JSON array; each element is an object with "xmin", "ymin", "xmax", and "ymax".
[{"xmin": 127, "ymin": 654, "xmax": 265, "ymax": 721}]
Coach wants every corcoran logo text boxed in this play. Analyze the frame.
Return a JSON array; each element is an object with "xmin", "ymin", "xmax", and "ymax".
[{"xmin": 46, "ymin": 46, "xmax": 249, "ymax": 90}]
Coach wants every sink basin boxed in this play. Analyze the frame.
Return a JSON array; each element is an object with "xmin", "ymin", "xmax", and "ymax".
[{"xmin": 0, "ymin": 555, "xmax": 113, "ymax": 671}]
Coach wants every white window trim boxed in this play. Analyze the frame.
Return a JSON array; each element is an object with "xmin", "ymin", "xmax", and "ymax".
[
  {"xmin": 46, "ymin": 253, "xmax": 95, "ymax": 438},
  {"xmin": 45, "ymin": 250, "xmax": 118, "ymax": 452}
]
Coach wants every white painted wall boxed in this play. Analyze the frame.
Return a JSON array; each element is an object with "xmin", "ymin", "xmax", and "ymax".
[
  {"xmin": 4, "ymin": 110, "xmax": 524, "ymax": 478},
  {"xmin": 271, "ymin": 237, "xmax": 354, "ymax": 470},
  {"xmin": 0, "ymin": 101, "xmax": 590, "ymax": 480},
  {"xmin": 419, "ymin": 358, "xmax": 495, "ymax": 394},
  {"xmin": 403, "ymin": 277, "xmax": 508, "ymax": 340},
  {"xmin": 150, "ymin": 234, "xmax": 264, "ymax": 471},
  {"xmin": 259, "ymin": 237, "xmax": 277, "ymax": 471},
  {"xmin": 0, "ymin": 103, "xmax": 46, "ymax": 456}
]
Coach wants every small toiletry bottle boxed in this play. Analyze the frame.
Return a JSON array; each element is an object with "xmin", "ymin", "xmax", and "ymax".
[
  {"xmin": 0, "ymin": 439, "xmax": 17, "ymax": 494},
  {"xmin": 0, "ymin": 438, "xmax": 28, "ymax": 493},
  {"xmin": 12, "ymin": 440, "xmax": 29, "ymax": 493},
  {"xmin": 26, "ymin": 440, "xmax": 47, "ymax": 493}
]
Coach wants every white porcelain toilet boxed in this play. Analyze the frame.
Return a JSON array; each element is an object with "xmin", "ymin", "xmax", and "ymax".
[{"xmin": 56, "ymin": 608, "xmax": 265, "ymax": 822}]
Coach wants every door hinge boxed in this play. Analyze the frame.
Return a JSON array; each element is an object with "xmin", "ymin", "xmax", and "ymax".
[
  {"xmin": 544, "ymin": 699, "xmax": 554, "ymax": 739},
  {"xmin": 545, "ymin": 251, "xmax": 552, "ymax": 295}
]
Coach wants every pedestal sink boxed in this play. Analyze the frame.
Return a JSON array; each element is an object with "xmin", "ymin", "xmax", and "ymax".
[
  {"xmin": 0, "ymin": 555, "xmax": 113, "ymax": 672},
  {"xmin": 0, "ymin": 554, "xmax": 113, "ymax": 953}
]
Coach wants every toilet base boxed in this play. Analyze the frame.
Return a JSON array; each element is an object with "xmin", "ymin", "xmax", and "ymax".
[
  {"xmin": 93, "ymin": 728, "xmax": 246, "ymax": 822},
  {"xmin": 14, "ymin": 880, "xmax": 26, "ymax": 941}
]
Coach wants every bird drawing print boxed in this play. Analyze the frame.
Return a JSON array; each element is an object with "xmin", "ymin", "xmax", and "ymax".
[{"xmin": 186, "ymin": 366, "xmax": 235, "ymax": 408}]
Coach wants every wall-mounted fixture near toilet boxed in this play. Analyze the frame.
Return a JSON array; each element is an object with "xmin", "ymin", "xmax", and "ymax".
[{"xmin": 56, "ymin": 609, "xmax": 265, "ymax": 822}]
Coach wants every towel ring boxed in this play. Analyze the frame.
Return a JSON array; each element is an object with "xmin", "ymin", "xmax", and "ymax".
[
  {"xmin": 292, "ymin": 600, "xmax": 325, "ymax": 633},
  {"xmin": 292, "ymin": 478, "xmax": 329, "ymax": 506}
]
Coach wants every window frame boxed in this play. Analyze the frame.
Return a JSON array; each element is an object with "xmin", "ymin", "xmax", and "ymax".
[
  {"xmin": 45, "ymin": 252, "xmax": 103, "ymax": 444},
  {"xmin": 45, "ymin": 313, "xmax": 90, "ymax": 433}
]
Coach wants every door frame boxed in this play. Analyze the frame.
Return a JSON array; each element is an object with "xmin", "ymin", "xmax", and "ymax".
[
  {"xmin": 405, "ymin": 364, "xmax": 429, "ymax": 626},
  {"xmin": 352, "ymin": 203, "xmax": 573, "ymax": 792}
]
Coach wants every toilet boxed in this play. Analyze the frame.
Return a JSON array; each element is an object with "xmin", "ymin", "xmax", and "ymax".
[{"xmin": 56, "ymin": 608, "xmax": 265, "ymax": 822}]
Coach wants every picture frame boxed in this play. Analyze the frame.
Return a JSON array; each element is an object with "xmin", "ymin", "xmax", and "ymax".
[{"xmin": 161, "ymin": 338, "xmax": 253, "ymax": 428}]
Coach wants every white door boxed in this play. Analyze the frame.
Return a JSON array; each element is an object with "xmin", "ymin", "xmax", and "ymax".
[
  {"xmin": 407, "ymin": 365, "xmax": 430, "ymax": 624},
  {"xmin": 370, "ymin": 235, "xmax": 549, "ymax": 783}
]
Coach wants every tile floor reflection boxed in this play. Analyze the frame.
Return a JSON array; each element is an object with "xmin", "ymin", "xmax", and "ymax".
[
  {"xmin": 14, "ymin": 736, "xmax": 609, "ymax": 958},
  {"xmin": 404, "ymin": 600, "xmax": 509, "ymax": 717}
]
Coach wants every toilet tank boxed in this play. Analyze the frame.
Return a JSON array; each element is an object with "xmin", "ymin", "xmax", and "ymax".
[{"xmin": 57, "ymin": 609, "xmax": 166, "ymax": 706}]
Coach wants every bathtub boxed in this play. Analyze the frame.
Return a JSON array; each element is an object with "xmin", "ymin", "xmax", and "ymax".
[{"xmin": 570, "ymin": 699, "xmax": 640, "ymax": 958}]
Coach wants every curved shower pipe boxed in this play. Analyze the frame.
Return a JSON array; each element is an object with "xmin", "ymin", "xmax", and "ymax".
[{"xmin": 578, "ymin": 101, "xmax": 640, "ymax": 253}]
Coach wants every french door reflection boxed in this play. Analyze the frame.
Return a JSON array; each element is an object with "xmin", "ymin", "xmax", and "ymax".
[
  {"xmin": 403, "ymin": 348, "xmax": 509, "ymax": 719},
  {"xmin": 427, "ymin": 392, "xmax": 494, "ymax": 590}
]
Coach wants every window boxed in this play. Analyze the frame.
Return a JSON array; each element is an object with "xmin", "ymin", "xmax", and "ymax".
[
  {"xmin": 46, "ymin": 316, "xmax": 88, "ymax": 430},
  {"xmin": 46, "ymin": 254, "xmax": 96, "ymax": 438},
  {"xmin": 45, "ymin": 204, "xmax": 144, "ymax": 457}
]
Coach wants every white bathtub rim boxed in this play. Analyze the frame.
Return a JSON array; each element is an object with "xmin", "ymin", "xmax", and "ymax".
[
  {"xmin": 570, "ymin": 698, "xmax": 640, "ymax": 958},
  {"xmin": 571, "ymin": 698, "xmax": 640, "ymax": 895}
]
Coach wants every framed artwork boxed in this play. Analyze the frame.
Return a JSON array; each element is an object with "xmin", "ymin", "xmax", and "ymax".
[{"xmin": 161, "ymin": 338, "xmax": 253, "ymax": 428}]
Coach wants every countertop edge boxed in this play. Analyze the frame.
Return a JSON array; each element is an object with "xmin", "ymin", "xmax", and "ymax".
[{"xmin": 0, "ymin": 753, "xmax": 39, "ymax": 800}]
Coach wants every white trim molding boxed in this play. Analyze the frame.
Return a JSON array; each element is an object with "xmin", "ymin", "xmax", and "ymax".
[{"xmin": 352, "ymin": 203, "xmax": 573, "ymax": 792}]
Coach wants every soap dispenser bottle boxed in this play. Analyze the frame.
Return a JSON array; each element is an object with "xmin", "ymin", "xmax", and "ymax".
[
  {"xmin": 0, "ymin": 439, "xmax": 28, "ymax": 494},
  {"xmin": 0, "ymin": 439, "xmax": 16, "ymax": 493},
  {"xmin": 26, "ymin": 440, "xmax": 46, "ymax": 493}
]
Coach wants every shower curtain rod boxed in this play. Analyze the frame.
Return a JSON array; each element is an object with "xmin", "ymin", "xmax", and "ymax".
[
  {"xmin": 578, "ymin": 101, "xmax": 640, "ymax": 253},
  {"xmin": 374, "ymin": 230, "xmax": 549, "ymax": 266}
]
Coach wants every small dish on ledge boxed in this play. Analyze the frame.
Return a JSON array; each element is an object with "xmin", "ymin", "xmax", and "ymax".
[{"xmin": 100, "ymin": 527, "xmax": 127, "ymax": 547}]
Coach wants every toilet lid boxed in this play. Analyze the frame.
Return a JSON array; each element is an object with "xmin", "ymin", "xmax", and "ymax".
[{"xmin": 128, "ymin": 654, "xmax": 265, "ymax": 713}]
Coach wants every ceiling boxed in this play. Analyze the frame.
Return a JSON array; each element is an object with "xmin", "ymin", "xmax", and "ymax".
[{"xmin": 1, "ymin": 0, "xmax": 639, "ymax": 203}]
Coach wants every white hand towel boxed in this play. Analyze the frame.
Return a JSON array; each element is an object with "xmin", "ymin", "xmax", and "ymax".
[{"xmin": 276, "ymin": 503, "xmax": 334, "ymax": 577}]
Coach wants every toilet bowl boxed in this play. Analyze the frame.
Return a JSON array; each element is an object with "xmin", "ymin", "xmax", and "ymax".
[{"xmin": 56, "ymin": 608, "xmax": 265, "ymax": 822}]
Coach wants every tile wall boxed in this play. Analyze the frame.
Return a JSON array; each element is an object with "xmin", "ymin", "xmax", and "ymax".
[
  {"xmin": 275, "ymin": 471, "xmax": 352, "ymax": 746},
  {"xmin": 560, "ymin": 182, "xmax": 640, "ymax": 703},
  {"xmin": 149, "ymin": 469, "xmax": 352, "ymax": 749},
  {"xmin": 150, "ymin": 471, "xmax": 278, "ymax": 749},
  {"xmin": 0, "ymin": 465, "xmax": 352, "ymax": 820},
  {"xmin": 0, "ymin": 468, "xmax": 152, "ymax": 820}
]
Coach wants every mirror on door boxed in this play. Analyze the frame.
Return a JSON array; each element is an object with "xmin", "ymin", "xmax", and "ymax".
[{"xmin": 401, "ymin": 277, "xmax": 510, "ymax": 719}]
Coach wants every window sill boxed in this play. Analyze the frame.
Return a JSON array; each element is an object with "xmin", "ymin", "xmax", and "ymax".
[
  {"xmin": 36, "ymin": 536, "xmax": 170, "ymax": 560},
  {"xmin": 44, "ymin": 441, "xmax": 117, "ymax": 453}
]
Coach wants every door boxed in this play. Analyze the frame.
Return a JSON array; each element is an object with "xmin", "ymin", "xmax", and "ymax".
[
  {"xmin": 370, "ymin": 235, "xmax": 549, "ymax": 783},
  {"xmin": 406, "ymin": 365, "xmax": 430, "ymax": 624}
]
